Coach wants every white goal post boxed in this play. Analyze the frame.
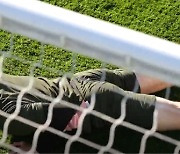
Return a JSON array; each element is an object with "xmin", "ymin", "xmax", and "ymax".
[{"xmin": 0, "ymin": 0, "xmax": 180, "ymax": 86}]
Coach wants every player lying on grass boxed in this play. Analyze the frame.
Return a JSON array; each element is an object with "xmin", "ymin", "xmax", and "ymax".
[{"xmin": 0, "ymin": 68, "xmax": 179, "ymax": 153}]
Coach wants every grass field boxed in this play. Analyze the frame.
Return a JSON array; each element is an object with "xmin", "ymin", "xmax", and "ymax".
[{"xmin": 0, "ymin": 0, "xmax": 180, "ymax": 153}]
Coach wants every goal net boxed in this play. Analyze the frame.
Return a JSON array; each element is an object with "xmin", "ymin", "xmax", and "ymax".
[{"xmin": 0, "ymin": 0, "xmax": 180, "ymax": 153}]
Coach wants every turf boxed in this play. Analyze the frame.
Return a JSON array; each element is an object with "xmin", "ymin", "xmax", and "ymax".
[
  {"xmin": 1, "ymin": 0, "xmax": 180, "ymax": 76},
  {"xmin": 0, "ymin": 0, "xmax": 180, "ymax": 153}
]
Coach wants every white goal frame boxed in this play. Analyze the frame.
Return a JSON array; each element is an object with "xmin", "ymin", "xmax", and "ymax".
[{"xmin": 0, "ymin": 0, "xmax": 180, "ymax": 86}]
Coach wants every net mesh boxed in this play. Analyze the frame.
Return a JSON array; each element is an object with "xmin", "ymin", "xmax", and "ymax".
[
  {"xmin": 0, "ymin": 0, "xmax": 180, "ymax": 153},
  {"xmin": 0, "ymin": 30, "xmax": 179, "ymax": 154}
]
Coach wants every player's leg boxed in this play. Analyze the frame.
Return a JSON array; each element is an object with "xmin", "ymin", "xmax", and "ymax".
[
  {"xmin": 135, "ymin": 73, "xmax": 172, "ymax": 94},
  {"xmin": 156, "ymin": 97, "xmax": 180, "ymax": 131},
  {"xmin": 74, "ymin": 68, "xmax": 171, "ymax": 94},
  {"xmin": 74, "ymin": 68, "xmax": 140, "ymax": 92},
  {"xmin": 81, "ymin": 80, "xmax": 179, "ymax": 132}
]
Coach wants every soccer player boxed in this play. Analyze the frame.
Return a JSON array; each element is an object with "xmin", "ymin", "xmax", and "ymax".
[{"xmin": 0, "ymin": 68, "xmax": 179, "ymax": 153}]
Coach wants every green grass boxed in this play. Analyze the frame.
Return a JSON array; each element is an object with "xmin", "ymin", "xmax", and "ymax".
[
  {"xmin": 0, "ymin": 0, "xmax": 180, "ymax": 153},
  {"xmin": 1, "ymin": 0, "xmax": 180, "ymax": 76}
]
